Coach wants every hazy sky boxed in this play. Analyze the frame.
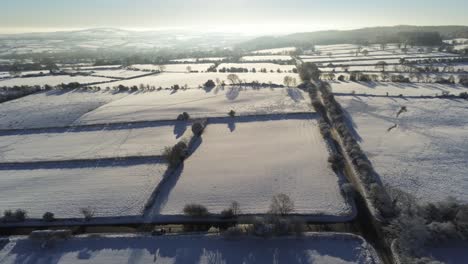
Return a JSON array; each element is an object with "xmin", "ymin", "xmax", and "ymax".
[{"xmin": 1, "ymin": 0, "xmax": 467, "ymax": 34}]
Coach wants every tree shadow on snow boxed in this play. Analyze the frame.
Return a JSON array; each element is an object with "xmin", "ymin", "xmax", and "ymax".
[{"xmin": 173, "ymin": 121, "xmax": 187, "ymax": 139}]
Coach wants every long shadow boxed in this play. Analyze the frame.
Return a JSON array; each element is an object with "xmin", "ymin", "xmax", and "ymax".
[
  {"xmin": 286, "ymin": 87, "xmax": 305, "ymax": 102},
  {"xmin": 173, "ymin": 121, "xmax": 187, "ymax": 139},
  {"xmin": 225, "ymin": 86, "xmax": 240, "ymax": 101},
  {"xmin": 0, "ymin": 156, "xmax": 165, "ymax": 171},
  {"xmin": 3, "ymin": 234, "xmax": 365, "ymax": 264}
]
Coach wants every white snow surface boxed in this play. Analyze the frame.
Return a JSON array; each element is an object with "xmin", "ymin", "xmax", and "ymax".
[
  {"xmin": 240, "ymin": 55, "xmax": 293, "ymax": 62},
  {"xmin": 0, "ymin": 233, "xmax": 381, "ymax": 264},
  {"xmin": 337, "ymin": 96, "xmax": 468, "ymax": 203},
  {"xmin": 0, "ymin": 162, "xmax": 166, "ymax": 218},
  {"xmin": 157, "ymin": 115, "xmax": 352, "ymax": 216},
  {"xmin": 330, "ymin": 81, "xmax": 468, "ymax": 97},
  {"xmin": 0, "ymin": 90, "xmax": 127, "ymax": 130},
  {"xmin": 217, "ymin": 63, "xmax": 296, "ymax": 72},
  {"xmin": 0, "ymin": 122, "xmax": 189, "ymax": 162},
  {"xmin": 76, "ymin": 87, "xmax": 311, "ymax": 125},
  {"xmin": 94, "ymin": 72, "xmax": 299, "ymax": 89},
  {"xmin": 0, "ymin": 76, "xmax": 115, "ymax": 87},
  {"xmin": 132, "ymin": 64, "xmax": 215, "ymax": 72}
]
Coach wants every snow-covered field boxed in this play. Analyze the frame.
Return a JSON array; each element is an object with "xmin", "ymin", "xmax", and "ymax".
[
  {"xmin": 0, "ymin": 121, "xmax": 188, "ymax": 162},
  {"xmin": 0, "ymin": 162, "xmax": 166, "ymax": 218},
  {"xmin": 337, "ymin": 96, "xmax": 468, "ymax": 203},
  {"xmin": 217, "ymin": 63, "xmax": 296, "ymax": 72},
  {"xmin": 76, "ymin": 87, "xmax": 311, "ymax": 125},
  {"xmin": 252, "ymin": 46, "xmax": 296, "ymax": 54},
  {"xmin": 330, "ymin": 81, "xmax": 468, "ymax": 97},
  {"xmin": 131, "ymin": 63, "xmax": 214, "ymax": 72},
  {"xmin": 171, "ymin": 57, "xmax": 225, "ymax": 62},
  {"xmin": 240, "ymin": 55, "xmax": 293, "ymax": 62},
  {"xmin": 0, "ymin": 233, "xmax": 381, "ymax": 264},
  {"xmin": 90, "ymin": 69, "xmax": 147, "ymax": 79},
  {"xmin": 0, "ymin": 75, "xmax": 115, "ymax": 87},
  {"xmin": 156, "ymin": 115, "xmax": 352, "ymax": 217},
  {"xmin": 0, "ymin": 90, "xmax": 127, "ymax": 130},
  {"xmin": 95, "ymin": 72, "xmax": 299, "ymax": 89}
]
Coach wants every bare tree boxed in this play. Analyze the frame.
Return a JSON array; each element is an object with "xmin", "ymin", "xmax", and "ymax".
[
  {"xmin": 158, "ymin": 65, "xmax": 166, "ymax": 72},
  {"xmin": 186, "ymin": 66, "xmax": 192, "ymax": 73},
  {"xmin": 375, "ymin": 61, "xmax": 388, "ymax": 72},
  {"xmin": 283, "ymin": 76, "xmax": 293, "ymax": 87},
  {"xmin": 362, "ymin": 49, "xmax": 369, "ymax": 56},
  {"xmin": 227, "ymin": 74, "xmax": 240, "ymax": 85},
  {"xmin": 269, "ymin": 194, "xmax": 294, "ymax": 215}
]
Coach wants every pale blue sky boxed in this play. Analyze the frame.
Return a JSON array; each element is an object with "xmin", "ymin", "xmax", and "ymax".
[{"xmin": 1, "ymin": 0, "xmax": 467, "ymax": 33}]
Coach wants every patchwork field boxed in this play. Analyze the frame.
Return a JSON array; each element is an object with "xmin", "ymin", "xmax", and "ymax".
[
  {"xmin": 95, "ymin": 72, "xmax": 299, "ymax": 88},
  {"xmin": 337, "ymin": 96, "xmax": 468, "ymax": 203},
  {"xmin": 0, "ymin": 75, "xmax": 115, "ymax": 87},
  {"xmin": 0, "ymin": 162, "xmax": 166, "ymax": 218},
  {"xmin": 90, "ymin": 69, "xmax": 148, "ymax": 79},
  {"xmin": 240, "ymin": 55, "xmax": 293, "ymax": 62},
  {"xmin": 0, "ymin": 233, "xmax": 381, "ymax": 264},
  {"xmin": 0, "ymin": 121, "xmax": 188, "ymax": 162},
  {"xmin": 330, "ymin": 81, "xmax": 468, "ymax": 96},
  {"xmin": 76, "ymin": 87, "xmax": 311, "ymax": 125},
  {"xmin": 156, "ymin": 115, "xmax": 352, "ymax": 217},
  {"xmin": 217, "ymin": 63, "xmax": 296, "ymax": 72},
  {"xmin": 0, "ymin": 90, "xmax": 127, "ymax": 130},
  {"xmin": 131, "ymin": 63, "xmax": 215, "ymax": 72}
]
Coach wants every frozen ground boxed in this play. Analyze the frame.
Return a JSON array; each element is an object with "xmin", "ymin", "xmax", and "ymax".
[
  {"xmin": 240, "ymin": 55, "xmax": 293, "ymax": 62},
  {"xmin": 0, "ymin": 75, "xmax": 115, "ymax": 87},
  {"xmin": 89, "ymin": 69, "xmax": 147, "ymax": 79},
  {"xmin": 76, "ymin": 87, "xmax": 312, "ymax": 125},
  {"xmin": 0, "ymin": 90, "xmax": 127, "ymax": 130},
  {"xmin": 217, "ymin": 63, "xmax": 296, "ymax": 72},
  {"xmin": 0, "ymin": 121, "xmax": 189, "ymax": 162},
  {"xmin": 0, "ymin": 233, "xmax": 381, "ymax": 264},
  {"xmin": 95, "ymin": 72, "xmax": 299, "ymax": 89},
  {"xmin": 330, "ymin": 82, "xmax": 468, "ymax": 97},
  {"xmin": 0, "ymin": 162, "xmax": 166, "ymax": 218},
  {"xmin": 155, "ymin": 115, "xmax": 352, "ymax": 217},
  {"xmin": 251, "ymin": 46, "xmax": 297, "ymax": 54},
  {"xmin": 171, "ymin": 57, "xmax": 225, "ymax": 62},
  {"xmin": 337, "ymin": 96, "xmax": 468, "ymax": 203},
  {"xmin": 131, "ymin": 64, "xmax": 215, "ymax": 72}
]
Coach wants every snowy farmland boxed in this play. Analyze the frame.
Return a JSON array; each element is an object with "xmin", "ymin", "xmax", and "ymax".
[
  {"xmin": 0, "ymin": 90, "xmax": 127, "ymax": 130},
  {"xmin": 76, "ymin": 87, "xmax": 311, "ymax": 125},
  {"xmin": 131, "ymin": 63, "xmax": 215, "ymax": 72},
  {"xmin": 251, "ymin": 46, "xmax": 297, "ymax": 54},
  {"xmin": 217, "ymin": 63, "xmax": 296, "ymax": 72},
  {"xmin": 0, "ymin": 233, "xmax": 381, "ymax": 264},
  {"xmin": 90, "ymin": 69, "xmax": 148, "ymax": 79},
  {"xmin": 95, "ymin": 72, "xmax": 299, "ymax": 89},
  {"xmin": 0, "ymin": 75, "xmax": 115, "ymax": 87},
  {"xmin": 240, "ymin": 55, "xmax": 293, "ymax": 62},
  {"xmin": 0, "ymin": 121, "xmax": 189, "ymax": 162},
  {"xmin": 155, "ymin": 115, "xmax": 353, "ymax": 218},
  {"xmin": 0, "ymin": 162, "xmax": 166, "ymax": 218},
  {"xmin": 337, "ymin": 96, "xmax": 468, "ymax": 203},
  {"xmin": 330, "ymin": 81, "xmax": 468, "ymax": 97}
]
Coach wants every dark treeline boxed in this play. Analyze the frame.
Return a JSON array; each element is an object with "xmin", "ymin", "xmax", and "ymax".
[{"xmin": 237, "ymin": 25, "xmax": 468, "ymax": 51}]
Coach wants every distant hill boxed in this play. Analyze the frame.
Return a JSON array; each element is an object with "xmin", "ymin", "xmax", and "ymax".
[{"xmin": 236, "ymin": 25, "xmax": 468, "ymax": 51}]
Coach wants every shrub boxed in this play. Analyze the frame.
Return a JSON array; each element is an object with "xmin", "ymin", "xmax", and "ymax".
[
  {"xmin": 222, "ymin": 226, "xmax": 245, "ymax": 239},
  {"xmin": 163, "ymin": 141, "xmax": 189, "ymax": 168},
  {"xmin": 204, "ymin": 79, "xmax": 216, "ymax": 88},
  {"xmin": 337, "ymin": 75, "xmax": 345, "ymax": 81},
  {"xmin": 3, "ymin": 209, "xmax": 27, "ymax": 222},
  {"xmin": 191, "ymin": 122, "xmax": 205, "ymax": 136},
  {"xmin": 80, "ymin": 207, "xmax": 95, "ymax": 221},
  {"xmin": 177, "ymin": 112, "xmax": 190, "ymax": 121},
  {"xmin": 42, "ymin": 212, "xmax": 55, "ymax": 222},
  {"xmin": 183, "ymin": 204, "xmax": 209, "ymax": 217},
  {"xmin": 328, "ymin": 154, "xmax": 345, "ymax": 171},
  {"xmin": 228, "ymin": 110, "xmax": 236, "ymax": 117},
  {"xmin": 269, "ymin": 194, "xmax": 294, "ymax": 215}
]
